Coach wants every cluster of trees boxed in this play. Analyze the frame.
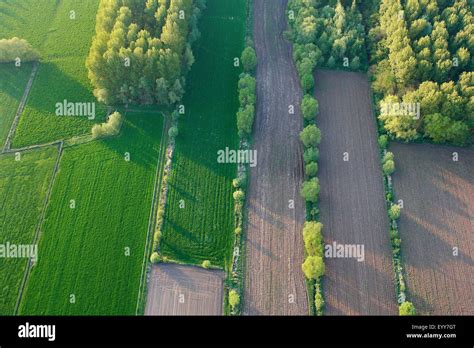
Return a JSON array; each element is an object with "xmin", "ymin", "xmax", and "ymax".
[
  {"xmin": 0, "ymin": 37, "xmax": 39, "ymax": 63},
  {"xmin": 287, "ymin": 0, "xmax": 368, "ymax": 89},
  {"xmin": 87, "ymin": 0, "xmax": 206, "ymax": 105},
  {"xmin": 91, "ymin": 111, "xmax": 122, "ymax": 138},
  {"xmin": 236, "ymin": 46, "xmax": 257, "ymax": 137},
  {"xmin": 369, "ymin": 0, "xmax": 473, "ymax": 145}
]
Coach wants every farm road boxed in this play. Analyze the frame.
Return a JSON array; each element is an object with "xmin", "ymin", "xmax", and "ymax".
[
  {"xmin": 243, "ymin": 0, "xmax": 308, "ymax": 315},
  {"xmin": 315, "ymin": 70, "xmax": 397, "ymax": 315}
]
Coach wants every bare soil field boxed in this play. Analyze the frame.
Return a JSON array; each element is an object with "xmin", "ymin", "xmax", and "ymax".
[
  {"xmin": 315, "ymin": 70, "xmax": 397, "ymax": 315},
  {"xmin": 391, "ymin": 143, "xmax": 474, "ymax": 315},
  {"xmin": 145, "ymin": 264, "xmax": 224, "ymax": 315},
  {"xmin": 243, "ymin": 0, "xmax": 308, "ymax": 315}
]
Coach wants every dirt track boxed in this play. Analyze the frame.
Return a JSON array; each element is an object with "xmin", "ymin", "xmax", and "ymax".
[
  {"xmin": 391, "ymin": 143, "xmax": 474, "ymax": 315},
  {"xmin": 315, "ymin": 70, "xmax": 397, "ymax": 315},
  {"xmin": 243, "ymin": 0, "xmax": 308, "ymax": 315},
  {"xmin": 145, "ymin": 264, "xmax": 224, "ymax": 315}
]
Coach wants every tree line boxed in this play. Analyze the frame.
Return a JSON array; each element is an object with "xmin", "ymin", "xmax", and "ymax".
[
  {"xmin": 86, "ymin": 0, "xmax": 206, "ymax": 106},
  {"xmin": 368, "ymin": 0, "xmax": 473, "ymax": 145}
]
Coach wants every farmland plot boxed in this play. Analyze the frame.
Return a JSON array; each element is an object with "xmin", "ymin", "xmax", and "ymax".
[
  {"xmin": 243, "ymin": 0, "xmax": 308, "ymax": 315},
  {"xmin": 0, "ymin": 146, "xmax": 58, "ymax": 314},
  {"xmin": 19, "ymin": 112, "xmax": 165, "ymax": 315},
  {"xmin": 161, "ymin": 0, "xmax": 245, "ymax": 267},
  {"xmin": 2, "ymin": 0, "xmax": 106, "ymax": 148},
  {"xmin": 315, "ymin": 70, "xmax": 397, "ymax": 315},
  {"xmin": 145, "ymin": 264, "xmax": 224, "ymax": 315},
  {"xmin": 391, "ymin": 143, "xmax": 474, "ymax": 315},
  {"xmin": 0, "ymin": 64, "xmax": 33, "ymax": 146}
]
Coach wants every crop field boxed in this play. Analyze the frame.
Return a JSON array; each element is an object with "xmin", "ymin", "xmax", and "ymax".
[
  {"xmin": 0, "ymin": 0, "xmax": 105, "ymax": 148},
  {"xmin": 391, "ymin": 143, "xmax": 474, "ymax": 315},
  {"xmin": 0, "ymin": 63, "xmax": 33, "ymax": 146},
  {"xmin": 19, "ymin": 112, "xmax": 165, "ymax": 315},
  {"xmin": 161, "ymin": 0, "xmax": 246, "ymax": 267},
  {"xmin": 243, "ymin": 0, "xmax": 308, "ymax": 315},
  {"xmin": 145, "ymin": 264, "xmax": 224, "ymax": 315},
  {"xmin": 315, "ymin": 70, "xmax": 397, "ymax": 315},
  {"xmin": 0, "ymin": 146, "xmax": 58, "ymax": 314}
]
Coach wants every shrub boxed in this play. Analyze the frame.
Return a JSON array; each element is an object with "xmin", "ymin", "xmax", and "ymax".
[
  {"xmin": 202, "ymin": 260, "xmax": 211, "ymax": 269},
  {"xmin": 168, "ymin": 126, "xmax": 179, "ymax": 138},
  {"xmin": 0, "ymin": 37, "xmax": 39, "ymax": 63},
  {"xmin": 300, "ymin": 124, "xmax": 321, "ymax": 147},
  {"xmin": 234, "ymin": 227, "xmax": 242, "ymax": 235},
  {"xmin": 302, "ymin": 256, "xmax": 325, "ymax": 280},
  {"xmin": 303, "ymin": 221, "xmax": 323, "ymax": 256},
  {"xmin": 389, "ymin": 204, "xmax": 401, "ymax": 220},
  {"xmin": 229, "ymin": 290, "xmax": 240, "ymax": 309},
  {"xmin": 300, "ymin": 178, "xmax": 320, "ymax": 203},
  {"xmin": 301, "ymin": 73, "xmax": 314, "ymax": 92},
  {"xmin": 399, "ymin": 301, "xmax": 416, "ymax": 316},
  {"xmin": 301, "ymin": 94, "xmax": 319, "ymax": 121},
  {"xmin": 150, "ymin": 252, "xmax": 160, "ymax": 264},
  {"xmin": 303, "ymin": 147, "xmax": 319, "ymax": 164},
  {"xmin": 241, "ymin": 46, "xmax": 257, "ymax": 72},
  {"xmin": 383, "ymin": 151, "xmax": 394, "ymax": 163},
  {"xmin": 378, "ymin": 134, "xmax": 389, "ymax": 149},
  {"xmin": 171, "ymin": 111, "xmax": 180, "ymax": 122},
  {"xmin": 305, "ymin": 161, "xmax": 318, "ymax": 177},
  {"xmin": 315, "ymin": 292, "xmax": 325, "ymax": 314},
  {"xmin": 91, "ymin": 111, "xmax": 122, "ymax": 139},
  {"xmin": 233, "ymin": 189, "xmax": 245, "ymax": 202},
  {"xmin": 153, "ymin": 229, "xmax": 162, "ymax": 243},
  {"xmin": 382, "ymin": 159, "xmax": 395, "ymax": 175}
]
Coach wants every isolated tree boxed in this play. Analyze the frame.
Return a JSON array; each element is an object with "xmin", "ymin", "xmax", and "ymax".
[
  {"xmin": 399, "ymin": 301, "xmax": 416, "ymax": 315},
  {"xmin": 92, "ymin": 111, "xmax": 122, "ymax": 139},
  {"xmin": 241, "ymin": 46, "xmax": 257, "ymax": 72},
  {"xmin": 300, "ymin": 124, "xmax": 321, "ymax": 147},
  {"xmin": 0, "ymin": 37, "xmax": 39, "ymax": 63},
  {"xmin": 300, "ymin": 178, "xmax": 320, "ymax": 203},
  {"xmin": 301, "ymin": 94, "xmax": 319, "ymax": 120},
  {"xmin": 302, "ymin": 256, "xmax": 325, "ymax": 280}
]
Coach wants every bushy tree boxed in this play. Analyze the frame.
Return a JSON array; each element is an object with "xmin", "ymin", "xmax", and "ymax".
[
  {"xmin": 92, "ymin": 111, "xmax": 122, "ymax": 139},
  {"xmin": 241, "ymin": 46, "xmax": 257, "ymax": 72},
  {"xmin": 303, "ymin": 221, "xmax": 324, "ymax": 256},
  {"xmin": 302, "ymin": 256, "xmax": 325, "ymax": 280},
  {"xmin": 0, "ymin": 37, "xmax": 39, "ymax": 62},
  {"xmin": 301, "ymin": 94, "xmax": 319, "ymax": 120},
  {"xmin": 388, "ymin": 204, "xmax": 401, "ymax": 220},
  {"xmin": 202, "ymin": 260, "xmax": 211, "ymax": 269},
  {"xmin": 399, "ymin": 301, "xmax": 416, "ymax": 315},
  {"xmin": 300, "ymin": 178, "xmax": 320, "ymax": 203},
  {"xmin": 229, "ymin": 290, "xmax": 240, "ymax": 309},
  {"xmin": 300, "ymin": 124, "xmax": 321, "ymax": 147},
  {"xmin": 305, "ymin": 161, "xmax": 318, "ymax": 177},
  {"xmin": 303, "ymin": 147, "xmax": 319, "ymax": 164}
]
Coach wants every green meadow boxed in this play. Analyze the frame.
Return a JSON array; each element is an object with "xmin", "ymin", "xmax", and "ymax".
[{"xmin": 161, "ymin": 0, "xmax": 246, "ymax": 267}]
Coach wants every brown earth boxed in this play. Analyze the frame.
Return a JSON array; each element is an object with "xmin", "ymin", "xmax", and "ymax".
[
  {"xmin": 391, "ymin": 143, "xmax": 474, "ymax": 315},
  {"xmin": 243, "ymin": 0, "xmax": 308, "ymax": 315},
  {"xmin": 315, "ymin": 70, "xmax": 397, "ymax": 315},
  {"xmin": 145, "ymin": 264, "xmax": 224, "ymax": 315}
]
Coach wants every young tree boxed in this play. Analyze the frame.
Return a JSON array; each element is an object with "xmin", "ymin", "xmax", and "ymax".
[
  {"xmin": 241, "ymin": 46, "xmax": 257, "ymax": 72},
  {"xmin": 302, "ymin": 256, "xmax": 325, "ymax": 280}
]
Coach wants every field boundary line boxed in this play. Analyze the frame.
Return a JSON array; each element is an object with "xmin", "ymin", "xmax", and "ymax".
[
  {"xmin": 14, "ymin": 141, "xmax": 64, "ymax": 314},
  {"xmin": 135, "ymin": 112, "xmax": 169, "ymax": 315},
  {"xmin": 2, "ymin": 62, "xmax": 40, "ymax": 153}
]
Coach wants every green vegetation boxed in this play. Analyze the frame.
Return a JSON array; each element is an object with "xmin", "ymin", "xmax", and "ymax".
[
  {"xmin": 302, "ymin": 221, "xmax": 324, "ymax": 257},
  {"xmin": 161, "ymin": 0, "xmax": 246, "ymax": 267},
  {"xmin": 369, "ymin": 0, "xmax": 473, "ymax": 145},
  {"xmin": 301, "ymin": 94, "xmax": 318, "ymax": 121},
  {"xmin": 229, "ymin": 289, "xmax": 240, "ymax": 310},
  {"xmin": 236, "ymin": 73, "xmax": 257, "ymax": 136},
  {"xmin": 1, "ymin": 0, "xmax": 107, "ymax": 148},
  {"xmin": 287, "ymin": 0, "xmax": 368, "ymax": 89},
  {"xmin": 302, "ymin": 255, "xmax": 325, "ymax": 280},
  {"xmin": 300, "ymin": 178, "xmax": 320, "ymax": 203},
  {"xmin": 241, "ymin": 46, "xmax": 257, "ymax": 72},
  {"xmin": 0, "ymin": 64, "xmax": 33, "ymax": 145},
  {"xmin": 86, "ymin": 0, "xmax": 205, "ymax": 105},
  {"xmin": 91, "ymin": 111, "xmax": 123, "ymax": 139},
  {"xmin": 0, "ymin": 38, "xmax": 39, "ymax": 63},
  {"xmin": 19, "ymin": 112, "xmax": 164, "ymax": 315},
  {"xmin": 399, "ymin": 301, "xmax": 417, "ymax": 316},
  {"xmin": 300, "ymin": 124, "xmax": 321, "ymax": 148},
  {"xmin": 0, "ymin": 147, "xmax": 58, "ymax": 314}
]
